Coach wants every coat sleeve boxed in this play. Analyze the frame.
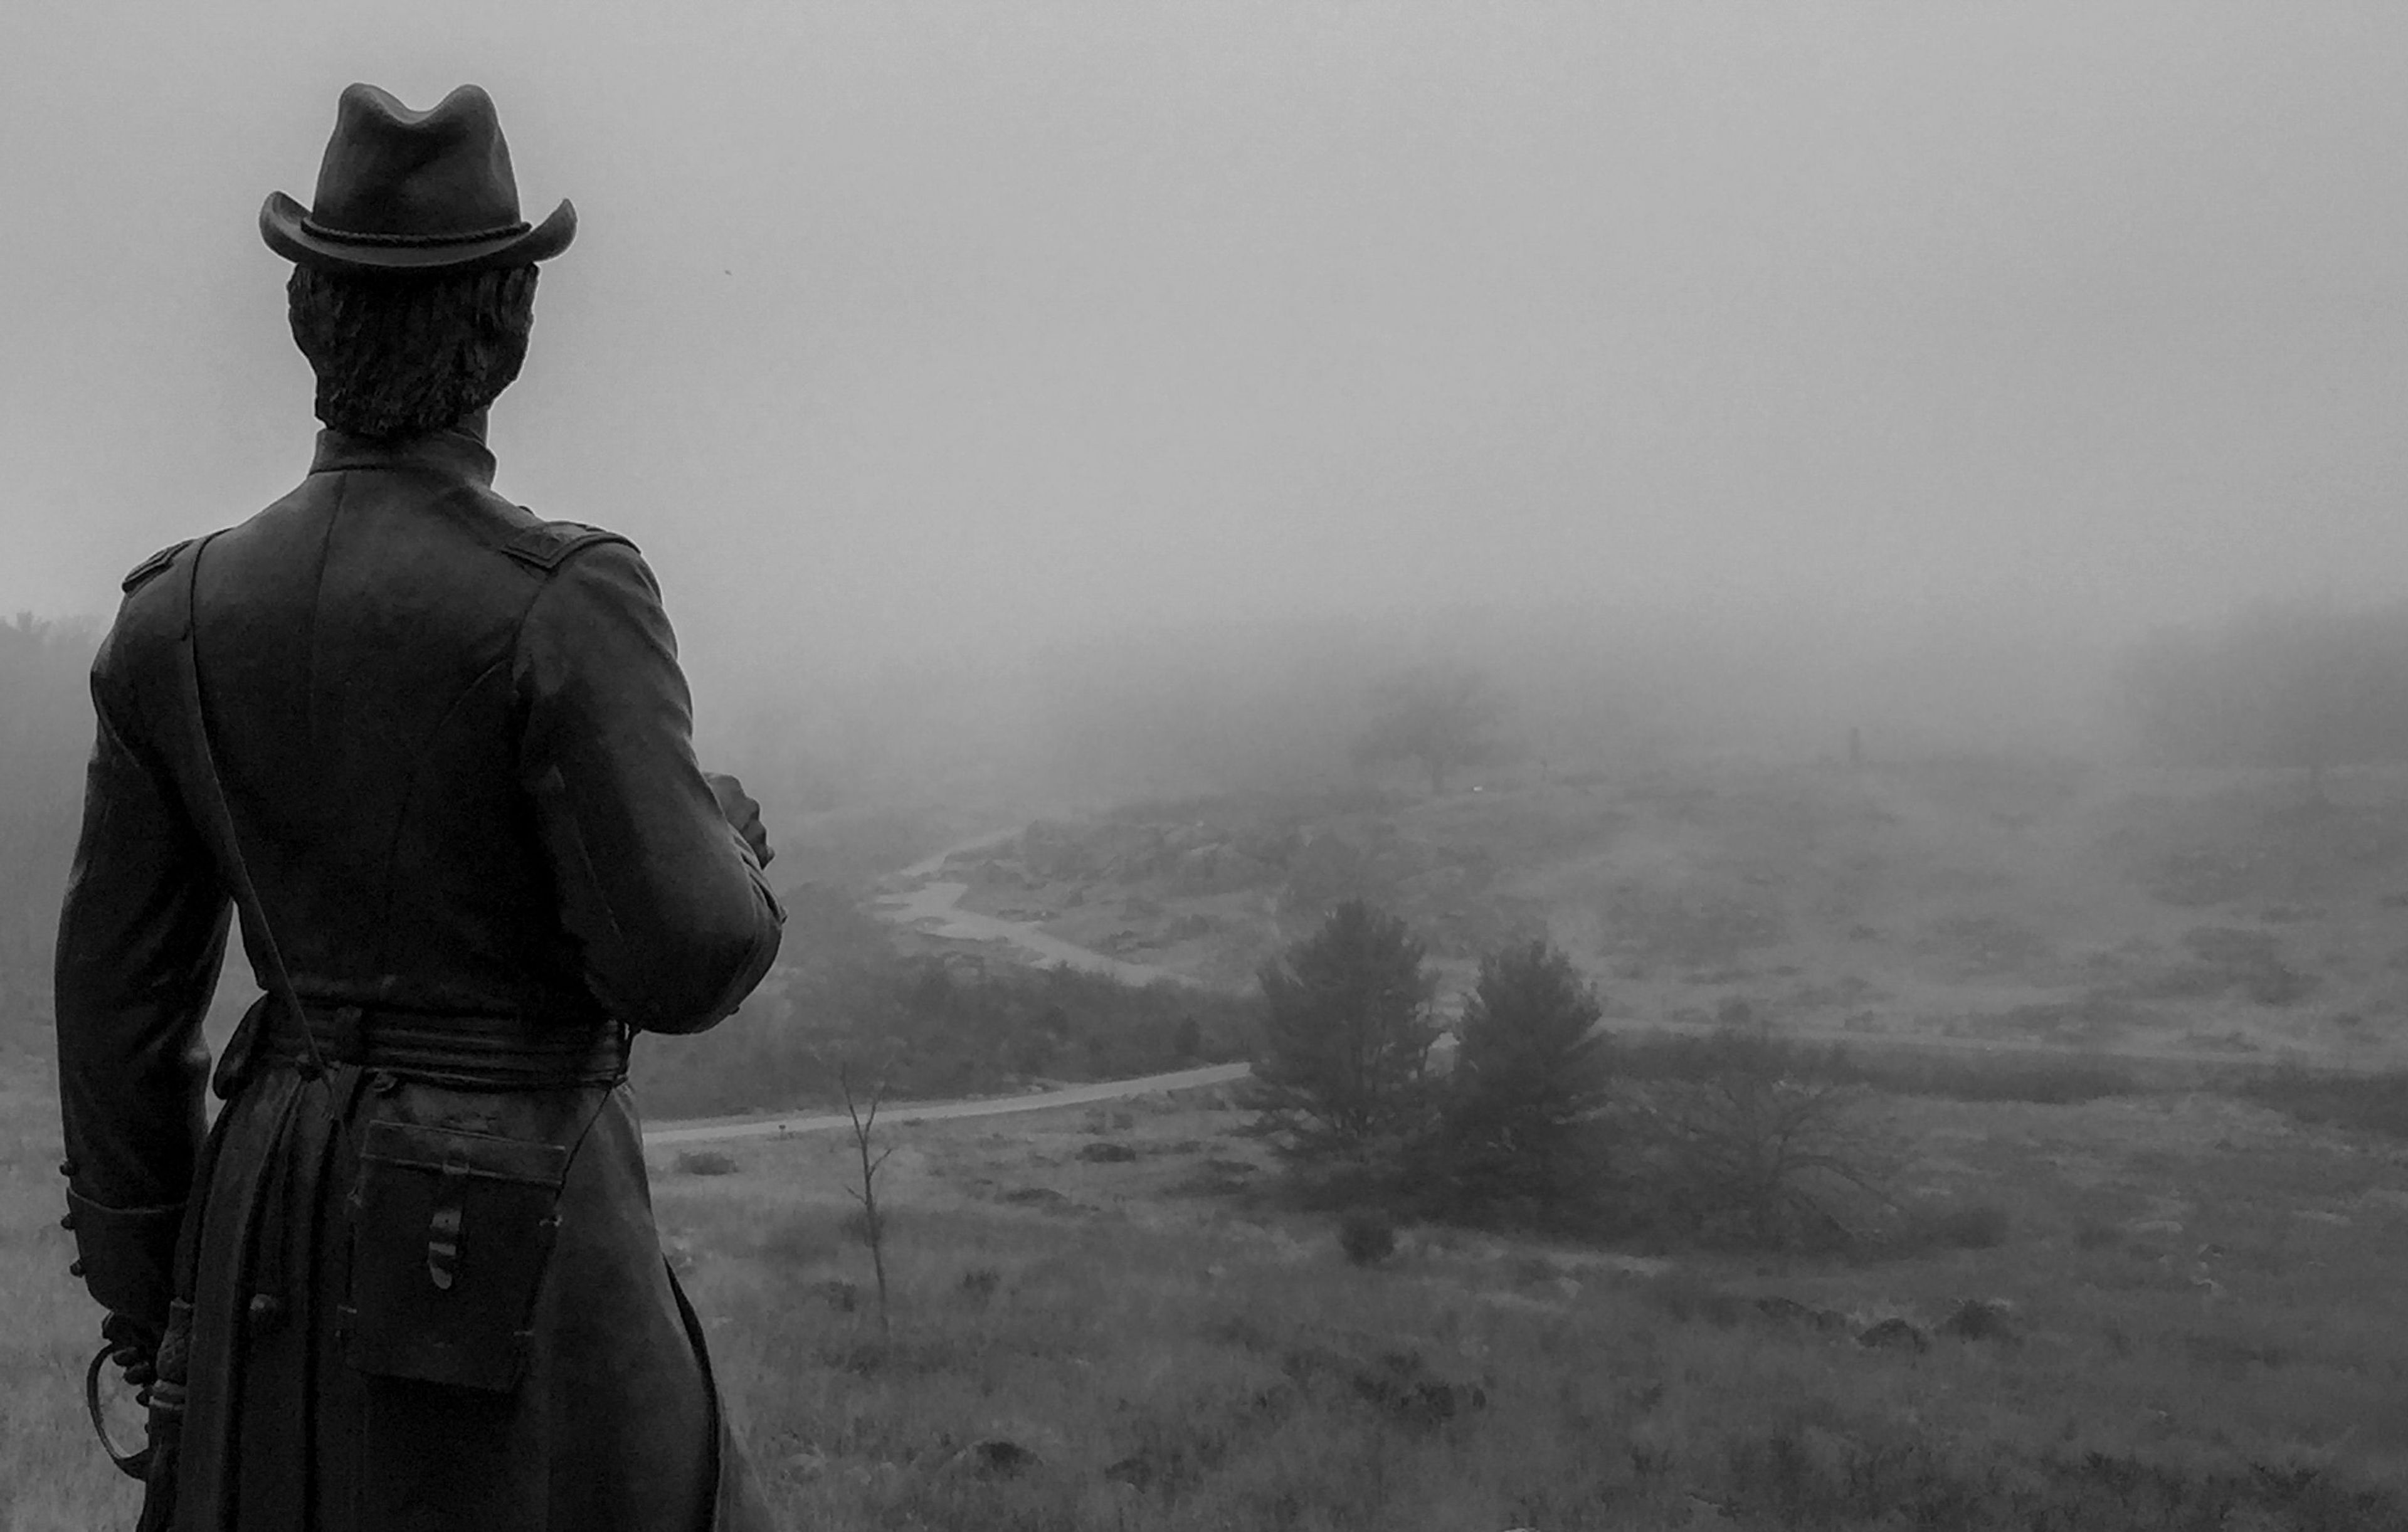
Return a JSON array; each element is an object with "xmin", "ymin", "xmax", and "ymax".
[
  {"xmin": 53, "ymin": 628, "xmax": 230, "ymax": 1330},
  {"xmin": 514, "ymin": 541, "xmax": 782, "ymax": 1034}
]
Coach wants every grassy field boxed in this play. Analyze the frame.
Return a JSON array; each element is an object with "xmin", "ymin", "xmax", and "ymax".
[
  {"xmin": 9, "ymin": 1043, "xmax": 2408, "ymax": 1528},
  {"xmin": 1, "ymin": 1038, "xmax": 144, "ymax": 1531},
  {"xmin": 663, "ymin": 1078, "xmax": 2408, "ymax": 1529}
]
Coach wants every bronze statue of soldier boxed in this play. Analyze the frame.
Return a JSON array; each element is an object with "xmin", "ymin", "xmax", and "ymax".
[{"xmin": 55, "ymin": 83, "xmax": 785, "ymax": 1530}]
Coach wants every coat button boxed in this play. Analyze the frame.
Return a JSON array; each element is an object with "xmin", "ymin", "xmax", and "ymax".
[
  {"xmin": 57, "ymin": 1159, "xmax": 77, "ymax": 1178},
  {"xmin": 248, "ymin": 1294, "xmax": 285, "ymax": 1326},
  {"xmin": 68, "ymin": 1259, "xmax": 86, "ymax": 1278},
  {"xmin": 60, "ymin": 1212, "xmax": 76, "ymax": 1232}
]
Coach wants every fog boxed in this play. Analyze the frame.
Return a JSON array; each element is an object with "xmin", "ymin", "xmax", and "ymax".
[
  {"xmin": 20, "ymin": 19, "xmax": 2408, "ymax": 1503},
  {"xmin": 8, "ymin": 3, "xmax": 2408, "ymax": 806}
]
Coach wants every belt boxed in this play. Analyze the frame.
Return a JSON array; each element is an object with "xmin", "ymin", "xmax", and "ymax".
[{"xmin": 261, "ymin": 1004, "xmax": 629, "ymax": 1090}]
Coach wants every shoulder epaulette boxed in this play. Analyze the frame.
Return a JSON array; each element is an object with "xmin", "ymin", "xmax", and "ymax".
[
  {"xmin": 500, "ymin": 519, "xmax": 638, "ymax": 573},
  {"xmin": 121, "ymin": 539, "xmax": 194, "ymax": 594}
]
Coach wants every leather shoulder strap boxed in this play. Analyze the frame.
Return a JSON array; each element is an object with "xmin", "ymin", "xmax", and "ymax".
[
  {"xmin": 501, "ymin": 519, "xmax": 637, "ymax": 572},
  {"xmin": 122, "ymin": 539, "xmax": 194, "ymax": 594},
  {"xmin": 171, "ymin": 535, "xmax": 330, "ymax": 1085}
]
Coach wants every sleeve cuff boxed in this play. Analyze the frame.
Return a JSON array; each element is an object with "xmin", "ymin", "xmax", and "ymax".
[{"xmin": 65, "ymin": 1189, "xmax": 184, "ymax": 1328}]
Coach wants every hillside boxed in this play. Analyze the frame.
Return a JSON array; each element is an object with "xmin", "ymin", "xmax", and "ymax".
[{"xmin": 920, "ymin": 756, "xmax": 2408, "ymax": 1067}]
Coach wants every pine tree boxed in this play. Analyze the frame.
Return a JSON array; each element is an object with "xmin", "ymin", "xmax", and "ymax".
[
  {"xmin": 1249, "ymin": 901, "xmax": 1437, "ymax": 1160},
  {"xmin": 1439, "ymin": 939, "xmax": 1609, "ymax": 1216}
]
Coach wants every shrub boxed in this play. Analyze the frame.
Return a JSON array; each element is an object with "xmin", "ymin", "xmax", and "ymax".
[
  {"xmin": 1337, "ymin": 1211, "xmax": 1398, "ymax": 1266},
  {"xmin": 958, "ymin": 1266, "xmax": 1001, "ymax": 1303},
  {"xmin": 673, "ymin": 1149, "xmax": 741, "ymax": 1176},
  {"xmin": 1628, "ymin": 1020, "xmax": 1894, "ymax": 1248}
]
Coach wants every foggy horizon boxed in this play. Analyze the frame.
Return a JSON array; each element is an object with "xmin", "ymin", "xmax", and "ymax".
[
  {"xmin": 9, "ymin": 3, "xmax": 2408, "ymax": 718},
  {"xmin": 20, "ymin": 14, "xmax": 2408, "ymax": 1518}
]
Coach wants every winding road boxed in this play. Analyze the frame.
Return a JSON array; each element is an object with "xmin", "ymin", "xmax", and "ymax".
[
  {"xmin": 644, "ymin": 1062, "xmax": 1252, "ymax": 1147},
  {"xmin": 642, "ymin": 821, "xmax": 2395, "ymax": 1150},
  {"xmin": 876, "ymin": 829, "xmax": 1212, "ymax": 989},
  {"xmin": 645, "ymin": 828, "xmax": 1244, "ymax": 1147}
]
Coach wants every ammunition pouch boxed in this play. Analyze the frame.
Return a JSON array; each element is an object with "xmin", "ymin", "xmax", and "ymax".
[{"xmin": 339, "ymin": 1117, "xmax": 571, "ymax": 1393}]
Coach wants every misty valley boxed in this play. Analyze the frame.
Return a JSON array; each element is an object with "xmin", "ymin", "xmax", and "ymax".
[
  {"xmin": 17, "ymin": 8, "xmax": 2408, "ymax": 1528},
  {"xmin": 11, "ymin": 603, "xmax": 2408, "ymax": 1529}
]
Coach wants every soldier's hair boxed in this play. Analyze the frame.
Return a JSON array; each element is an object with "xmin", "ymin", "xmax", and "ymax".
[{"xmin": 286, "ymin": 265, "xmax": 539, "ymax": 440}]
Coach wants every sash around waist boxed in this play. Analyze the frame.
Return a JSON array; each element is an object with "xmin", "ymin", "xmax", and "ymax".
[{"xmin": 258, "ymin": 1003, "xmax": 630, "ymax": 1089}]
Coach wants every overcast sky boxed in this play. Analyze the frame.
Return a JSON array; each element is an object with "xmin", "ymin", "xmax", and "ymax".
[{"xmin": 6, "ymin": 2, "xmax": 2407, "ymax": 693}]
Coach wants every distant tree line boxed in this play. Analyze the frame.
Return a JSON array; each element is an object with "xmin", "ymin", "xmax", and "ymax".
[{"xmin": 2120, "ymin": 600, "xmax": 2408, "ymax": 788}]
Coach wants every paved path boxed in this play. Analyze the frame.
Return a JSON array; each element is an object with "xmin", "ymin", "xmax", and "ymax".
[
  {"xmin": 648, "ymin": 822, "xmax": 2394, "ymax": 1155},
  {"xmin": 646, "ymin": 827, "xmax": 1238, "ymax": 1150},
  {"xmin": 643, "ymin": 1062, "xmax": 1252, "ymax": 1146}
]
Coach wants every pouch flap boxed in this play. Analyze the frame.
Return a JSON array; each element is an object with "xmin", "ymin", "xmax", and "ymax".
[{"xmin": 357, "ymin": 1119, "xmax": 569, "ymax": 1186}]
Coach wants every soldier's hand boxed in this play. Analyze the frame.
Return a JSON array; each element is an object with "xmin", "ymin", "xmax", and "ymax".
[
  {"xmin": 102, "ymin": 1311, "xmax": 159, "ymax": 1392},
  {"xmin": 704, "ymin": 772, "xmax": 773, "ymax": 867}
]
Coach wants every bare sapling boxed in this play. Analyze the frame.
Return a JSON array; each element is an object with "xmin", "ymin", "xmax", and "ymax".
[{"xmin": 839, "ymin": 1062, "xmax": 895, "ymax": 1336}]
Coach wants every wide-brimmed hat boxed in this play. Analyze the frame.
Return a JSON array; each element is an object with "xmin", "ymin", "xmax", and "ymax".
[{"xmin": 261, "ymin": 83, "xmax": 574, "ymax": 275}]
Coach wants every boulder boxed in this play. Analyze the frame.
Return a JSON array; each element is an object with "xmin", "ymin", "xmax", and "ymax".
[
  {"xmin": 1857, "ymin": 1317, "xmax": 1930, "ymax": 1352},
  {"xmin": 1938, "ymin": 1297, "xmax": 2019, "ymax": 1343}
]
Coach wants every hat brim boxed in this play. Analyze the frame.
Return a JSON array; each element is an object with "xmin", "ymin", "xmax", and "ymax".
[{"xmin": 260, "ymin": 191, "xmax": 576, "ymax": 275}]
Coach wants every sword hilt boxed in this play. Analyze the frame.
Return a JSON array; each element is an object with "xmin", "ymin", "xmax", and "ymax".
[{"xmin": 86, "ymin": 1341, "xmax": 154, "ymax": 1481}]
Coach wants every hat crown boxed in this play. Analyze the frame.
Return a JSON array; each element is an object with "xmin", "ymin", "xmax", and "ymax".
[
  {"xmin": 262, "ymin": 83, "xmax": 574, "ymax": 273},
  {"xmin": 306, "ymin": 84, "xmax": 526, "ymax": 242}
]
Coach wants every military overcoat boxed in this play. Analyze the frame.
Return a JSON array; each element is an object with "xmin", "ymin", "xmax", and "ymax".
[{"xmin": 55, "ymin": 424, "xmax": 785, "ymax": 1531}]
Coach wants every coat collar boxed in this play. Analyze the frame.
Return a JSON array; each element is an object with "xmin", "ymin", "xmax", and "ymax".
[{"xmin": 309, "ymin": 416, "xmax": 496, "ymax": 485}]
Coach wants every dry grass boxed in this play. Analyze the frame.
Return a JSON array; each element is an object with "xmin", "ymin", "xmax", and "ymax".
[
  {"xmin": 647, "ymin": 1086, "xmax": 2408, "ymax": 1529},
  {"xmin": 10, "ymin": 1047, "xmax": 2408, "ymax": 1529},
  {"xmin": 0, "ymin": 1041, "xmax": 144, "ymax": 1531}
]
